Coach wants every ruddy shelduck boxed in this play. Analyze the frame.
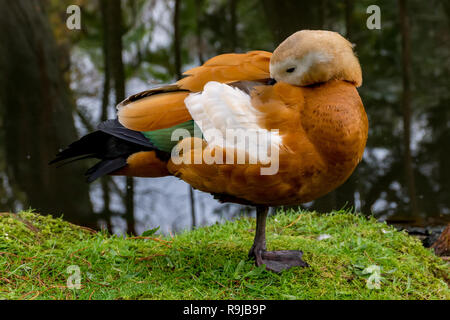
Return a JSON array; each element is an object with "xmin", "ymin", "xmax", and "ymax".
[{"xmin": 52, "ymin": 30, "xmax": 368, "ymax": 272}]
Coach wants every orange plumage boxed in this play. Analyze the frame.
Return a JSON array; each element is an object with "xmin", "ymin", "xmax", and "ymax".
[
  {"xmin": 167, "ymin": 80, "xmax": 367, "ymax": 206},
  {"xmin": 178, "ymin": 51, "xmax": 272, "ymax": 92},
  {"xmin": 117, "ymin": 43, "xmax": 367, "ymax": 207},
  {"xmin": 53, "ymin": 30, "xmax": 368, "ymax": 272}
]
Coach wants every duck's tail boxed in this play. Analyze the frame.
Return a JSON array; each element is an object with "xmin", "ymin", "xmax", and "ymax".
[{"xmin": 50, "ymin": 119, "xmax": 164, "ymax": 183}]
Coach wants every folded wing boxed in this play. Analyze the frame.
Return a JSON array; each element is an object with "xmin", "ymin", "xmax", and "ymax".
[{"xmin": 117, "ymin": 51, "xmax": 272, "ymax": 132}]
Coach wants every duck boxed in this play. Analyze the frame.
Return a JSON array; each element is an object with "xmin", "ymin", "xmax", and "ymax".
[{"xmin": 51, "ymin": 30, "xmax": 368, "ymax": 273}]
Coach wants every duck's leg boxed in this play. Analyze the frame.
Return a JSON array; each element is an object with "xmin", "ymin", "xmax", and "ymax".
[{"xmin": 248, "ymin": 206, "xmax": 309, "ymax": 273}]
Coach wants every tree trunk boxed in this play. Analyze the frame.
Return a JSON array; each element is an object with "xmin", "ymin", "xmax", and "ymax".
[
  {"xmin": 173, "ymin": 0, "xmax": 182, "ymax": 79},
  {"xmin": 100, "ymin": 0, "xmax": 113, "ymax": 232},
  {"xmin": 399, "ymin": 0, "xmax": 419, "ymax": 216},
  {"xmin": 105, "ymin": 0, "xmax": 136, "ymax": 234},
  {"xmin": 0, "ymin": 0, "xmax": 94, "ymax": 226},
  {"xmin": 173, "ymin": 0, "xmax": 196, "ymax": 229},
  {"xmin": 344, "ymin": 0, "xmax": 354, "ymax": 39},
  {"xmin": 229, "ymin": 0, "xmax": 238, "ymax": 51},
  {"xmin": 194, "ymin": 0, "xmax": 205, "ymax": 64}
]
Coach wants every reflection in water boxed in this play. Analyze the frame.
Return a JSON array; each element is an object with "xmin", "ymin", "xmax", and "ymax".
[{"xmin": 91, "ymin": 176, "xmax": 248, "ymax": 235}]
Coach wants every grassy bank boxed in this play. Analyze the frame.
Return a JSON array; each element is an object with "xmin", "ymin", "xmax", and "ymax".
[{"xmin": 0, "ymin": 210, "xmax": 448, "ymax": 300}]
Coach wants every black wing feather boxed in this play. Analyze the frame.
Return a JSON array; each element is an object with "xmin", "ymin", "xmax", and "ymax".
[
  {"xmin": 98, "ymin": 119, "xmax": 155, "ymax": 148},
  {"xmin": 50, "ymin": 119, "xmax": 168, "ymax": 182},
  {"xmin": 117, "ymin": 84, "xmax": 188, "ymax": 108},
  {"xmin": 85, "ymin": 158, "xmax": 128, "ymax": 183}
]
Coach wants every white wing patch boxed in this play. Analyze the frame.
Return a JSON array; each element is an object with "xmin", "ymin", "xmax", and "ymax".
[{"xmin": 184, "ymin": 81, "xmax": 280, "ymax": 159}]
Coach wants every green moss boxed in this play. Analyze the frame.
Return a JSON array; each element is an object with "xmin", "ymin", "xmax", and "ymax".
[{"xmin": 0, "ymin": 209, "xmax": 448, "ymax": 300}]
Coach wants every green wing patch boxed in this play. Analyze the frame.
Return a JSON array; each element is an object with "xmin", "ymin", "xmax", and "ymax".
[{"xmin": 142, "ymin": 120, "xmax": 201, "ymax": 153}]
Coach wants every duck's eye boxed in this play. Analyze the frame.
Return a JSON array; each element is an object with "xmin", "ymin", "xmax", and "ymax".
[{"xmin": 286, "ymin": 67, "xmax": 296, "ymax": 73}]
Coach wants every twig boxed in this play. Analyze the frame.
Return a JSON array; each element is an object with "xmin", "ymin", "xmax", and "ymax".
[
  {"xmin": 86, "ymin": 279, "xmax": 111, "ymax": 287},
  {"xmin": 20, "ymin": 291, "xmax": 38, "ymax": 300},
  {"xmin": 127, "ymin": 236, "xmax": 172, "ymax": 248},
  {"xmin": 68, "ymin": 223, "xmax": 97, "ymax": 234},
  {"xmin": 28, "ymin": 285, "xmax": 82, "ymax": 300},
  {"xmin": 72, "ymin": 255, "xmax": 92, "ymax": 269},
  {"xmin": 0, "ymin": 251, "xmax": 34, "ymax": 261},
  {"xmin": 29, "ymin": 291, "xmax": 41, "ymax": 300},
  {"xmin": 69, "ymin": 247, "xmax": 89, "ymax": 258},
  {"xmin": 136, "ymin": 254, "xmax": 165, "ymax": 262},
  {"xmin": 0, "ymin": 212, "xmax": 40, "ymax": 233},
  {"xmin": 0, "ymin": 277, "xmax": 11, "ymax": 284},
  {"xmin": 215, "ymin": 280, "xmax": 226, "ymax": 288},
  {"xmin": 127, "ymin": 236, "xmax": 172, "ymax": 243},
  {"xmin": 364, "ymin": 251, "xmax": 374, "ymax": 263},
  {"xmin": 282, "ymin": 214, "xmax": 303, "ymax": 230}
]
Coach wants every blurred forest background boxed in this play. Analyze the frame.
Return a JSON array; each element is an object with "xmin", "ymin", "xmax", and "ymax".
[{"xmin": 0, "ymin": 0, "xmax": 448, "ymax": 235}]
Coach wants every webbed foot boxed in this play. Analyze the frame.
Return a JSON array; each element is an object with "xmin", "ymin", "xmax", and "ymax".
[{"xmin": 249, "ymin": 246, "xmax": 308, "ymax": 273}]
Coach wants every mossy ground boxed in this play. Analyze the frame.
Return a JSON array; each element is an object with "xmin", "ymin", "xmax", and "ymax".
[{"xmin": 0, "ymin": 209, "xmax": 448, "ymax": 300}]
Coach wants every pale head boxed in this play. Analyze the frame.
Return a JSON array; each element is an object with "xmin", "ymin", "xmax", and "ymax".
[{"xmin": 270, "ymin": 30, "xmax": 362, "ymax": 87}]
